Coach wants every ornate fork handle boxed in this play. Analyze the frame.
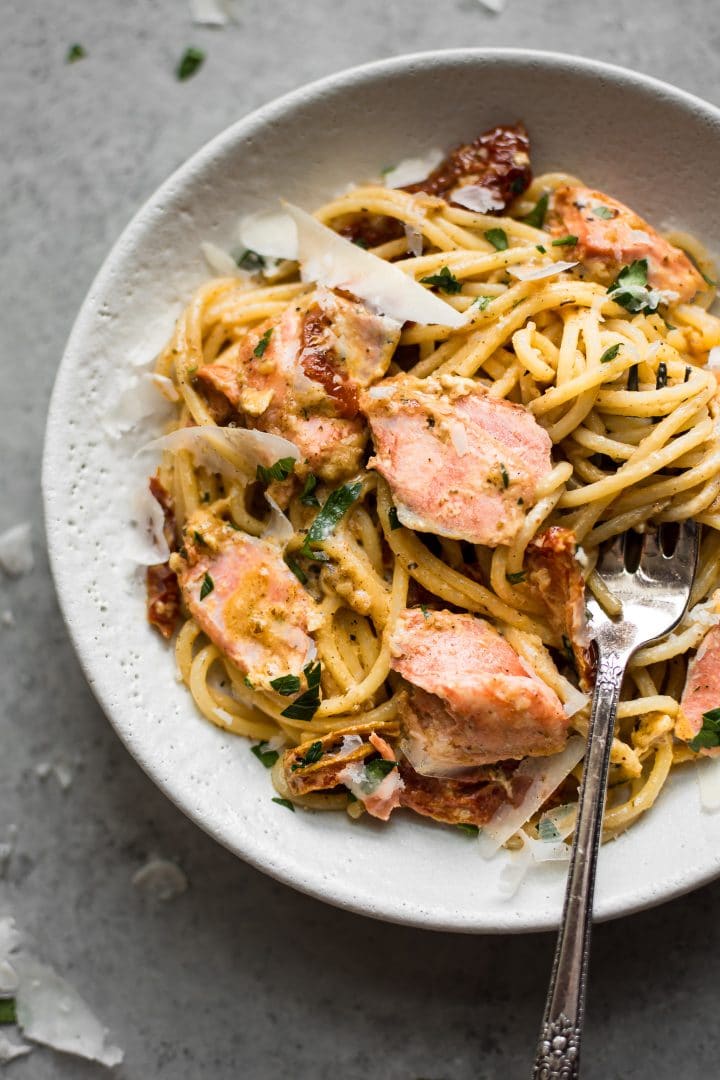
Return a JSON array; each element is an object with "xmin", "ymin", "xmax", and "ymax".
[{"xmin": 532, "ymin": 635, "xmax": 634, "ymax": 1079}]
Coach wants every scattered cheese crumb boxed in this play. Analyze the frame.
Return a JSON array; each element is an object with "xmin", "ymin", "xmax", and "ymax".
[
  {"xmin": 0, "ymin": 918, "xmax": 123, "ymax": 1069},
  {"xmin": 189, "ymin": 0, "xmax": 232, "ymax": 24},
  {"xmin": 1, "ymin": 609, "xmax": 14, "ymax": 628},
  {"xmin": 0, "ymin": 523, "xmax": 33, "ymax": 578},
  {"xmin": 0, "ymin": 1033, "xmax": 32, "ymax": 1064},
  {"xmin": 15, "ymin": 957, "xmax": 123, "ymax": 1067},
  {"xmin": 132, "ymin": 858, "xmax": 188, "ymax": 901},
  {"xmin": 477, "ymin": 0, "xmax": 505, "ymax": 11}
]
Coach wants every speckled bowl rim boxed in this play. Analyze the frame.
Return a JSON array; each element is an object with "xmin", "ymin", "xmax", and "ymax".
[{"xmin": 43, "ymin": 48, "xmax": 720, "ymax": 933}]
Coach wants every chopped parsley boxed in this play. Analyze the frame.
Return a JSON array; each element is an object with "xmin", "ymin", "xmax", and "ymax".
[
  {"xmin": 475, "ymin": 295, "xmax": 493, "ymax": 310},
  {"xmin": 506, "ymin": 570, "xmax": 526, "ymax": 585},
  {"xmin": 627, "ymin": 364, "xmax": 639, "ymax": 391},
  {"xmin": 292, "ymin": 740, "xmax": 324, "ymax": 770},
  {"xmin": 388, "ymin": 506, "xmax": 402, "ymax": 531},
  {"xmin": 176, "ymin": 46, "xmax": 205, "ymax": 81},
  {"xmin": 271, "ymin": 797, "xmax": 295, "ymax": 812},
  {"xmin": 456, "ymin": 823, "xmax": 480, "ymax": 836},
  {"xmin": 285, "ymin": 556, "xmax": 308, "ymax": 585},
  {"xmin": 535, "ymin": 244, "xmax": 547, "ymax": 254},
  {"xmin": 193, "ymin": 530, "xmax": 205, "ymax": 545},
  {"xmin": 0, "ymin": 999, "xmax": 16, "ymax": 1024},
  {"xmin": 599, "ymin": 344, "xmax": 621, "ymax": 364},
  {"xmin": 607, "ymin": 259, "xmax": 660, "ymax": 314},
  {"xmin": 66, "ymin": 43, "xmax": 86, "ymax": 63},
  {"xmin": 236, "ymin": 249, "xmax": 265, "ymax": 272},
  {"xmin": 270, "ymin": 673, "xmax": 302, "ymax": 696},
  {"xmin": 254, "ymin": 328, "xmax": 273, "ymax": 358},
  {"xmin": 299, "ymin": 474, "xmax": 320, "ymax": 507},
  {"xmin": 592, "ymin": 205, "xmax": 615, "ymax": 219},
  {"xmin": 352, "ymin": 237, "xmax": 369, "ymax": 249},
  {"xmin": 689, "ymin": 708, "xmax": 720, "ymax": 751},
  {"xmin": 420, "ymin": 603, "xmax": 429, "ymax": 619},
  {"xmin": 365, "ymin": 759, "xmax": 397, "ymax": 784},
  {"xmin": 280, "ymin": 661, "xmax": 322, "ymax": 721},
  {"xmin": 420, "ymin": 266, "xmax": 462, "ymax": 295},
  {"xmin": 522, "ymin": 193, "xmax": 549, "ymax": 229},
  {"xmin": 551, "ymin": 235, "xmax": 578, "ymax": 247},
  {"xmin": 256, "ymin": 455, "xmax": 295, "ymax": 484},
  {"xmin": 251, "ymin": 742, "xmax": 279, "ymax": 768},
  {"xmin": 199, "ymin": 572, "xmax": 214, "ymax": 600},
  {"xmin": 500, "ymin": 463, "xmax": 510, "ymax": 489},
  {"xmin": 243, "ymin": 675, "xmax": 254, "ymax": 689},
  {"xmin": 485, "ymin": 228, "xmax": 508, "ymax": 251},
  {"xmin": 301, "ymin": 479, "xmax": 362, "ymax": 559}
]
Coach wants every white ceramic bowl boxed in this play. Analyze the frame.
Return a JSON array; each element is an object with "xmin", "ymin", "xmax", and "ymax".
[{"xmin": 43, "ymin": 49, "xmax": 720, "ymax": 932}]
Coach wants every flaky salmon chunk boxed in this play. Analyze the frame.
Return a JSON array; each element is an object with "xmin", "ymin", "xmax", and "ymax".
[
  {"xmin": 526, "ymin": 526, "xmax": 594, "ymax": 689},
  {"xmin": 390, "ymin": 609, "xmax": 568, "ymax": 771},
  {"xmin": 550, "ymin": 186, "xmax": 704, "ymax": 303},
  {"xmin": 676, "ymin": 625, "xmax": 720, "ymax": 755},
  {"xmin": 361, "ymin": 374, "xmax": 553, "ymax": 546},
  {"xmin": 197, "ymin": 286, "xmax": 401, "ymax": 481},
  {"xmin": 173, "ymin": 515, "xmax": 322, "ymax": 687}
]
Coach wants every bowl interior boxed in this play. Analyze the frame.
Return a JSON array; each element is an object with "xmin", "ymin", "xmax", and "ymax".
[{"xmin": 43, "ymin": 49, "xmax": 720, "ymax": 932}]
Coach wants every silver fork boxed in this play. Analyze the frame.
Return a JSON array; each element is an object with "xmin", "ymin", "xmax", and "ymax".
[{"xmin": 531, "ymin": 522, "xmax": 698, "ymax": 1079}]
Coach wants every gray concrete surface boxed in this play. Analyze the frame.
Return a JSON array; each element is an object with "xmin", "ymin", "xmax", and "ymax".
[{"xmin": 2, "ymin": 1, "xmax": 720, "ymax": 1076}]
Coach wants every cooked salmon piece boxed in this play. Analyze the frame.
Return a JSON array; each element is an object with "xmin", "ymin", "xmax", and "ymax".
[
  {"xmin": 397, "ymin": 758, "xmax": 525, "ymax": 828},
  {"xmin": 146, "ymin": 476, "xmax": 182, "ymax": 640},
  {"xmin": 390, "ymin": 608, "xmax": 568, "ymax": 771},
  {"xmin": 549, "ymin": 186, "xmax": 704, "ymax": 303},
  {"xmin": 360, "ymin": 374, "xmax": 553, "ymax": 546},
  {"xmin": 526, "ymin": 526, "xmax": 594, "ymax": 689},
  {"xmin": 173, "ymin": 513, "xmax": 322, "ymax": 687},
  {"xmin": 677, "ymin": 625, "xmax": 720, "ymax": 754},
  {"xmin": 281, "ymin": 722, "xmax": 522, "ymax": 826},
  {"xmin": 196, "ymin": 286, "xmax": 401, "ymax": 481}
]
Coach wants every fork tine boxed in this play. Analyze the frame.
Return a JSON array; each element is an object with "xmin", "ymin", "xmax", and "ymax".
[
  {"xmin": 638, "ymin": 521, "xmax": 698, "ymax": 586},
  {"xmin": 596, "ymin": 532, "xmax": 626, "ymax": 578}
]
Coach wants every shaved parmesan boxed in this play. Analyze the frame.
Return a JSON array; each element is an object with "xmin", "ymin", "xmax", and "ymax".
[
  {"xmin": 707, "ymin": 346, "xmax": 720, "ymax": 370},
  {"xmin": 696, "ymin": 758, "xmax": 720, "ymax": 812},
  {"xmin": 498, "ymin": 829, "xmax": 570, "ymax": 898},
  {"xmin": 478, "ymin": 736, "xmax": 586, "ymax": 856},
  {"xmin": 127, "ymin": 483, "xmax": 171, "ymax": 566},
  {"xmin": 451, "ymin": 185, "xmax": 505, "ymax": 213},
  {"xmin": 404, "ymin": 223, "xmax": 424, "ymax": 257},
  {"xmin": 508, "ymin": 260, "xmax": 578, "ymax": 282},
  {"xmin": 132, "ymin": 858, "xmax": 188, "ymax": 901},
  {"xmin": 190, "ymin": 0, "xmax": 230, "ymax": 24},
  {"xmin": 140, "ymin": 426, "xmax": 300, "ymax": 483},
  {"xmin": 383, "ymin": 149, "xmax": 444, "ymax": 189},
  {"xmin": 150, "ymin": 373, "xmax": 180, "ymax": 403},
  {"xmin": 201, "ymin": 241, "xmax": 243, "ymax": 278},
  {"xmin": 0, "ymin": 1034, "xmax": 32, "ymax": 1064},
  {"xmin": 337, "ymin": 734, "xmax": 364, "ymax": 758},
  {"xmin": 284, "ymin": 201, "xmax": 465, "ymax": 327},
  {"xmin": 102, "ymin": 370, "xmax": 175, "ymax": 440},
  {"xmin": 238, "ymin": 209, "xmax": 298, "ymax": 260},
  {"xmin": 262, "ymin": 493, "xmax": 294, "ymax": 546},
  {"xmin": 0, "ymin": 523, "xmax": 33, "ymax": 578},
  {"xmin": 14, "ymin": 956, "xmax": 123, "ymax": 1067},
  {"xmin": 477, "ymin": 0, "xmax": 505, "ymax": 10},
  {"xmin": 561, "ymin": 682, "xmax": 590, "ymax": 718}
]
